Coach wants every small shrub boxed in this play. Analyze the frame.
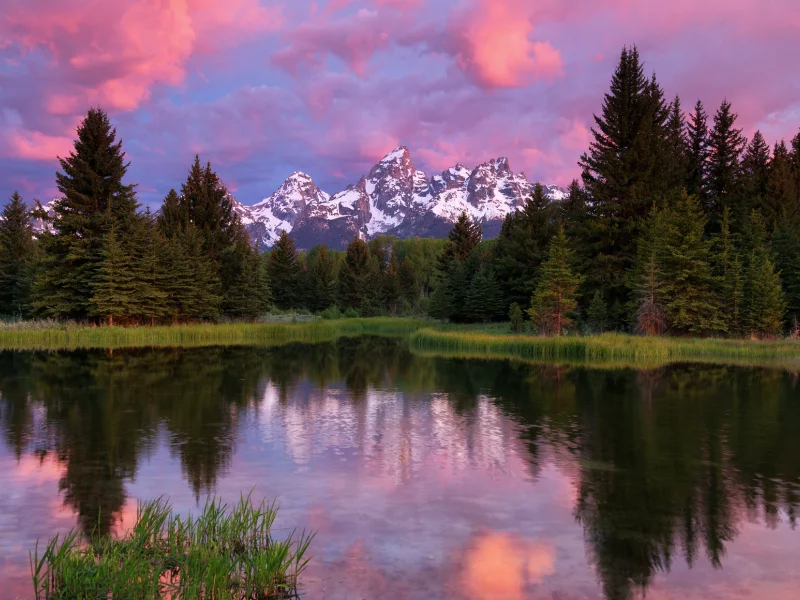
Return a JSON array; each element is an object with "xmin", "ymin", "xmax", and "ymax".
[{"xmin": 343, "ymin": 308, "xmax": 360, "ymax": 319}]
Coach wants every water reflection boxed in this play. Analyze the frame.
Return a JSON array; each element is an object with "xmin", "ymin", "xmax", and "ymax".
[{"xmin": 0, "ymin": 339, "xmax": 799, "ymax": 599}]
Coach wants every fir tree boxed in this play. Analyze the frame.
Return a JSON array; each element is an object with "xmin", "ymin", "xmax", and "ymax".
[
  {"xmin": 586, "ymin": 291, "xmax": 609, "ymax": 333},
  {"xmin": 765, "ymin": 141, "xmax": 800, "ymax": 228},
  {"xmin": 438, "ymin": 212, "xmax": 482, "ymax": 266},
  {"xmin": 309, "ymin": 246, "xmax": 337, "ymax": 311},
  {"xmin": 707, "ymin": 100, "xmax": 746, "ymax": 226},
  {"xmin": 665, "ymin": 96, "xmax": 689, "ymax": 189},
  {"xmin": 338, "ymin": 237, "xmax": 373, "ymax": 313},
  {"xmin": 739, "ymin": 131, "xmax": 771, "ymax": 223},
  {"xmin": 0, "ymin": 192, "xmax": 35, "ymax": 317},
  {"xmin": 465, "ymin": 266, "xmax": 504, "ymax": 322},
  {"xmin": 398, "ymin": 258, "xmax": 418, "ymax": 303},
  {"xmin": 508, "ymin": 303, "xmax": 524, "ymax": 333},
  {"xmin": 772, "ymin": 221, "xmax": 800, "ymax": 320},
  {"xmin": 132, "ymin": 212, "xmax": 169, "ymax": 325},
  {"xmin": 711, "ymin": 208, "xmax": 742, "ymax": 335},
  {"xmin": 383, "ymin": 254, "xmax": 402, "ymax": 316},
  {"xmin": 579, "ymin": 46, "xmax": 671, "ymax": 324},
  {"xmin": 493, "ymin": 183, "xmax": 556, "ymax": 310},
  {"xmin": 657, "ymin": 192, "xmax": 723, "ymax": 335},
  {"xmin": 628, "ymin": 208, "xmax": 666, "ymax": 335},
  {"xmin": 221, "ymin": 243, "xmax": 266, "ymax": 319},
  {"xmin": 91, "ymin": 224, "xmax": 139, "ymax": 326},
  {"xmin": 527, "ymin": 226, "xmax": 583, "ymax": 336},
  {"xmin": 267, "ymin": 231, "xmax": 300, "ymax": 310},
  {"xmin": 686, "ymin": 100, "xmax": 709, "ymax": 199},
  {"xmin": 34, "ymin": 108, "xmax": 139, "ymax": 320},
  {"xmin": 745, "ymin": 252, "xmax": 786, "ymax": 338}
]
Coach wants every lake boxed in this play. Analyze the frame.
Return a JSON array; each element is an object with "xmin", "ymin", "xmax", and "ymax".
[{"xmin": 1, "ymin": 336, "xmax": 799, "ymax": 599}]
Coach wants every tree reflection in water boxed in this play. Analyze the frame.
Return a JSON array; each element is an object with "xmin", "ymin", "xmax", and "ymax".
[{"xmin": 0, "ymin": 338, "xmax": 798, "ymax": 598}]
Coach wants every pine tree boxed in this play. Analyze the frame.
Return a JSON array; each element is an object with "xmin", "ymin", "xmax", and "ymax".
[
  {"xmin": 711, "ymin": 208, "xmax": 742, "ymax": 335},
  {"xmin": 508, "ymin": 303, "xmax": 524, "ymax": 333},
  {"xmin": 579, "ymin": 46, "xmax": 672, "ymax": 324},
  {"xmin": 745, "ymin": 252, "xmax": 786, "ymax": 338},
  {"xmin": 664, "ymin": 96, "xmax": 689, "ymax": 189},
  {"xmin": 586, "ymin": 291, "xmax": 609, "ymax": 333},
  {"xmin": 739, "ymin": 131, "xmax": 771, "ymax": 223},
  {"xmin": 398, "ymin": 258, "xmax": 418, "ymax": 303},
  {"xmin": 91, "ymin": 224, "xmax": 139, "ymax": 326},
  {"xmin": 0, "ymin": 192, "xmax": 35, "ymax": 317},
  {"xmin": 527, "ymin": 226, "xmax": 583, "ymax": 336},
  {"xmin": 221, "ymin": 243, "xmax": 265, "ymax": 319},
  {"xmin": 309, "ymin": 246, "xmax": 337, "ymax": 311},
  {"xmin": 658, "ymin": 192, "xmax": 724, "ymax": 335},
  {"xmin": 438, "ymin": 212, "xmax": 481, "ymax": 266},
  {"xmin": 493, "ymin": 183, "xmax": 556, "ymax": 310},
  {"xmin": 34, "ymin": 108, "xmax": 139, "ymax": 320},
  {"xmin": 765, "ymin": 141, "xmax": 800, "ymax": 228},
  {"xmin": 267, "ymin": 231, "xmax": 300, "ymax": 310},
  {"xmin": 132, "ymin": 212, "xmax": 169, "ymax": 325},
  {"xmin": 338, "ymin": 237, "xmax": 373, "ymax": 313},
  {"xmin": 772, "ymin": 220, "xmax": 800, "ymax": 320},
  {"xmin": 707, "ymin": 100, "xmax": 746, "ymax": 227},
  {"xmin": 383, "ymin": 254, "xmax": 402, "ymax": 316},
  {"xmin": 465, "ymin": 266, "xmax": 504, "ymax": 322},
  {"xmin": 686, "ymin": 100, "xmax": 710, "ymax": 199},
  {"xmin": 628, "ymin": 208, "xmax": 666, "ymax": 335}
]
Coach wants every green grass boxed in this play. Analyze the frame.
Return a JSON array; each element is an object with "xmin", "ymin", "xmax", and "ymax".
[
  {"xmin": 30, "ymin": 494, "xmax": 313, "ymax": 600},
  {"xmin": 409, "ymin": 327, "xmax": 800, "ymax": 368},
  {"xmin": 0, "ymin": 318, "xmax": 426, "ymax": 350}
]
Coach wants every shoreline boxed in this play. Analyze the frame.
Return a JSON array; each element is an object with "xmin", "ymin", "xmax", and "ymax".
[{"xmin": 2, "ymin": 318, "xmax": 800, "ymax": 368}]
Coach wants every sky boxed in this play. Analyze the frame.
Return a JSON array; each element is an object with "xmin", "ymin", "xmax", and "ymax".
[{"xmin": 1, "ymin": 0, "xmax": 799, "ymax": 208}]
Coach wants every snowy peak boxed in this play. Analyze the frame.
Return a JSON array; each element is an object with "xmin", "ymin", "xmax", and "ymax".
[{"xmin": 238, "ymin": 146, "xmax": 566, "ymax": 249}]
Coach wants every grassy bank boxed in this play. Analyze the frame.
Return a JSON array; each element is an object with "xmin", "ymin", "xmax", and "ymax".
[
  {"xmin": 31, "ymin": 495, "xmax": 313, "ymax": 599},
  {"xmin": 410, "ymin": 328, "xmax": 800, "ymax": 368},
  {"xmin": 0, "ymin": 318, "xmax": 425, "ymax": 350}
]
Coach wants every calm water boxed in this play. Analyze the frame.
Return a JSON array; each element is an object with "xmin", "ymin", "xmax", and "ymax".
[{"xmin": 1, "ymin": 337, "xmax": 799, "ymax": 599}]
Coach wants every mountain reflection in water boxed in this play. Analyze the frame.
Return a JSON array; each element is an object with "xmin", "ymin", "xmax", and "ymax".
[{"xmin": 0, "ymin": 337, "xmax": 799, "ymax": 599}]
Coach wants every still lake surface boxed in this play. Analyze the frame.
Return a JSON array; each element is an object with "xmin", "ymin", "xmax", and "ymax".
[{"xmin": 0, "ymin": 336, "xmax": 799, "ymax": 599}]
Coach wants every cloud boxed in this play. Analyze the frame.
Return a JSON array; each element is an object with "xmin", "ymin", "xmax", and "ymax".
[{"xmin": 450, "ymin": 0, "xmax": 564, "ymax": 88}]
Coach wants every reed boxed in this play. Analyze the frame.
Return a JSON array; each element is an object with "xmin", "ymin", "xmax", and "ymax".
[
  {"xmin": 409, "ymin": 328, "xmax": 800, "ymax": 367},
  {"xmin": 30, "ymin": 494, "xmax": 314, "ymax": 600},
  {"xmin": 0, "ymin": 318, "xmax": 426, "ymax": 351}
]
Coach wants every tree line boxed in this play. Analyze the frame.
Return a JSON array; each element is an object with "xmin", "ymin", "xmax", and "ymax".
[{"xmin": 2, "ymin": 46, "xmax": 800, "ymax": 336}]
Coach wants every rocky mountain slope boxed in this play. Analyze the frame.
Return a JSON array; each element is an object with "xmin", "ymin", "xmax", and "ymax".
[{"xmin": 235, "ymin": 146, "xmax": 565, "ymax": 249}]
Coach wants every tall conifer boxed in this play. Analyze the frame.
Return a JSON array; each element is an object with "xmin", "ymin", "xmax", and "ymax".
[
  {"xmin": 0, "ymin": 192, "xmax": 35, "ymax": 317},
  {"xmin": 686, "ymin": 100, "xmax": 710, "ymax": 199},
  {"xmin": 707, "ymin": 100, "xmax": 746, "ymax": 227},
  {"xmin": 267, "ymin": 231, "xmax": 300, "ymax": 310}
]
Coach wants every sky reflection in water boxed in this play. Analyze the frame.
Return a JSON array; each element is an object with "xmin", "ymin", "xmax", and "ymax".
[{"xmin": 0, "ymin": 338, "xmax": 799, "ymax": 599}]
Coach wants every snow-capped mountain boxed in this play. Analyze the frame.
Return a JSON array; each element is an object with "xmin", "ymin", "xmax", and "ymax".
[{"xmin": 241, "ymin": 146, "xmax": 566, "ymax": 249}]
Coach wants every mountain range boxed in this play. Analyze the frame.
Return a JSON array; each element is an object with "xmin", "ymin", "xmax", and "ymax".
[
  {"xmin": 31, "ymin": 146, "xmax": 565, "ymax": 249},
  {"xmin": 233, "ymin": 146, "xmax": 565, "ymax": 249}
]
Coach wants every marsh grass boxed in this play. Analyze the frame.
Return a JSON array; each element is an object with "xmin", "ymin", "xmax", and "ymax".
[
  {"xmin": 30, "ymin": 494, "xmax": 314, "ymax": 600},
  {"xmin": 410, "ymin": 328, "xmax": 800, "ymax": 368},
  {"xmin": 0, "ymin": 318, "xmax": 426, "ymax": 350}
]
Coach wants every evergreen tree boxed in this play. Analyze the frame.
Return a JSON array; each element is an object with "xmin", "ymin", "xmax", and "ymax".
[
  {"xmin": 658, "ymin": 192, "xmax": 723, "ymax": 335},
  {"xmin": 772, "ymin": 221, "xmax": 800, "ymax": 320},
  {"xmin": 628, "ymin": 208, "xmax": 666, "ymax": 335},
  {"xmin": 465, "ymin": 266, "xmax": 504, "ymax": 322},
  {"xmin": 712, "ymin": 208, "xmax": 743, "ymax": 335},
  {"xmin": 158, "ymin": 189, "xmax": 186, "ymax": 240},
  {"xmin": 438, "ymin": 212, "xmax": 482, "ymax": 266},
  {"xmin": 493, "ymin": 183, "xmax": 556, "ymax": 310},
  {"xmin": 383, "ymin": 253, "xmax": 402, "ymax": 316},
  {"xmin": 0, "ymin": 192, "xmax": 35, "ymax": 317},
  {"xmin": 686, "ymin": 100, "xmax": 710, "ymax": 199},
  {"xmin": 221, "ymin": 243, "xmax": 266, "ymax": 319},
  {"xmin": 745, "ymin": 252, "xmax": 786, "ymax": 338},
  {"xmin": 527, "ymin": 226, "xmax": 583, "ymax": 336},
  {"xmin": 579, "ymin": 46, "xmax": 671, "ymax": 324},
  {"xmin": 338, "ymin": 237, "xmax": 374, "ymax": 313},
  {"xmin": 664, "ymin": 96, "xmax": 689, "ymax": 189},
  {"xmin": 398, "ymin": 258, "xmax": 418, "ymax": 303},
  {"xmin": 707, "ymin": 100, "xmax": 746, "ymax": 227},
  {"xmin": 267, "ymin": 231, "xmax": 300, "ymax": 310},
  {"xmin": 586, "ymin": 291, "xmax": 609, "ymax": 333},
  {"xmin": 132, "ymin": 211, "xmax": 169, "ymax": 325},
  {"xmin": 739, "ymin": 131, "xmax": 771, "ymax": 223},
  {"xmin": 765, "ymin": 141, "xmax": 800, "ymax": 228},
  {"xmin": 309, "ymin": 246, "xmax": 337, "ymax": 311},
  {"xmin": 508, "ymin": 303, "xmax": 524, "ymax": 333},
  {"xmin": 91, "ymin": 225, "xmax": 139, "ymax": 326},
  {"xmin": 34, "ymin": 108, "xmax": 139, "ymax": 319}
]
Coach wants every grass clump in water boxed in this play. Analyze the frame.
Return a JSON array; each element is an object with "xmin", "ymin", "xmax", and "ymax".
[{"xmin": 30, "ymin": 494, "xmax": 314, "ymax": 599}]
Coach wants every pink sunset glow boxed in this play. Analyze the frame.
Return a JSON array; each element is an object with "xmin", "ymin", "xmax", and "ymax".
[{"xmin": 1, "ymin": 0, "xmax": 798, "ymax": 205}]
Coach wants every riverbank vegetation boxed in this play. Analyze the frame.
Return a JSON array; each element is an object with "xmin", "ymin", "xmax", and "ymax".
[
  {"xmin": 2, "ymin": 46, "xmax": 800, "ymax": 340},
  {"xmin": 30, "ymin": 494, "xmax": 313, "ymax": 599}
]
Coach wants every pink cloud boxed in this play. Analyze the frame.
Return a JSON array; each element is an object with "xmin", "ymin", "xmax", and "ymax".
[
  {"xmin": 452, "ymin": 0, "xmax": 564, "ymax": 88},
  {"xmin": 7, "ymin": 130, "xmax": 74, "ymax": 161},
  {"xmin": 272, "ymin": 9, "xmax": 391, "ymax": 77}
]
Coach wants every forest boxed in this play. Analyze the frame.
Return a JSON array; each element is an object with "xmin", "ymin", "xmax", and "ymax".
[{"xmin": 1, "ymin": 46, "xmax": 799, "ymax": 339}]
